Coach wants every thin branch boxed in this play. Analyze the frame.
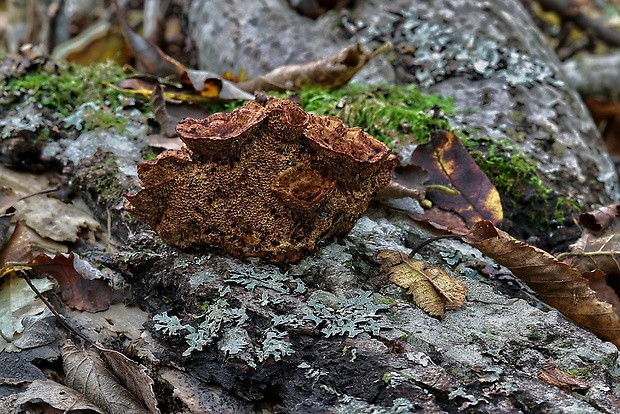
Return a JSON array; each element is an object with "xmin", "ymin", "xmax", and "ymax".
[
  {"xmin": 556, "ymin": 250, "xmax": 620, "ymax": 260},
  {"xmin": 536, "ymin": 0, "xmax": 620, "ymax": 47},
  {"xmin": 409, "ymin": 234, "xmax": 462, "ymax": 258}
]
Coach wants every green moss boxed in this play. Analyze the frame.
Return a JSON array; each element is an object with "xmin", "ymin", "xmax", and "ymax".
[
  {"xmin": 0, "ymin": 58, "xmax": 139, "ymax": 132},
  {"xmin": 297, "ymin": 83, "xmax": 453, "ymax": 146},
  {"xmin": 72, "ymin": 151, "xmax": 126, "ymax": 207},
  {"xmin": 562, "ymin": 366, "xmax": 592, "ymax": 380}
]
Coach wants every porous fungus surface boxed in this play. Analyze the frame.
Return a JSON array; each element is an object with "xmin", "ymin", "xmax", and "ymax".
[{"xmin": 126, "ymin": 98, "xmax": 397, "ymax": 262}]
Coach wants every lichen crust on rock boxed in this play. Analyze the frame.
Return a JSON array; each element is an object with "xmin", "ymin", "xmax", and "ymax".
[{"xmin": 125, "ymin": 98, "xmax": 398, "ymax": 262}]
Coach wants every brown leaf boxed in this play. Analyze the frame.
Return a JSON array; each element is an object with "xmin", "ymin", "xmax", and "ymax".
[
  {"xmin": 578, "ymin": 203, "xmax": 620, "ymax": 234},
  {"xmin": 378, "ymin": 250, "xmax": 467, "ymax": 318},
  {"xmin": 28, "ymin": 252, "xmax": 112, "ymax": 312},
  {"xmin": 236, "ymin": 42, "xmax": 391, "ymax": 93},
  {"xmin": 62, "ymin": 341, "xmax": 150, "ymax": 414},
  {"xmin": 539, "ymin": 362, "xmax": 589, "ymax": 393},
  {"xmin": 463, "ymin": 220, "xmax": 620, "ymax": 347},
  {"xmin": 113, "ymin": 0, "xmax": 185, "ymax": 79},
  {"xmin": 408, "ymin": 131, "xmax": 503, "ymax": 234},
  {"xmin": 101, "ymin": 348, "xmax": 160, "ymax": 414},
  {"xmin": 0, "ymin": 221, "xmax": 32, "ymax": 274}
]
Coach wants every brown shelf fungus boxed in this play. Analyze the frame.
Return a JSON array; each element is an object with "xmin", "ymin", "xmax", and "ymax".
[{"xmin": 125, "ymin": 98, "xmax": 398, "ymax": 262}]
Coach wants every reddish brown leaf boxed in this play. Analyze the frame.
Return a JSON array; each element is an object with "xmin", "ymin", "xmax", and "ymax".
[
  {"xmin": 408, "ymin": 131, "xmax": 502, "ymax": 234},
  {"xmin": 539, "ymin": 362, "xmax": 589, "ymax": 393},
  {"xmin": 28, "ymin": 252, "xmax": 112, "ymax": 312},
  {"xmin": 463, "ymin": 220, "xmax": 620, "ymax": 347}
]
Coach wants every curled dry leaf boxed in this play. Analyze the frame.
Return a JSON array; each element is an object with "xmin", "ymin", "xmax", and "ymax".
[
  {"xmin": 577, "ymin": 203, "xmax": 620, "ymax": 234},
  {"xmin": 126, "ymin": 98, "xmax": 397, "ymax": 262},
  {"xmin": 408, "ymin": 131, "xmax": 503, "ymax": 234},
  {"xmin": 236, "ymin": 42, "xmax": 392, "ymax": 93},
  {"xmin": 463, "ymin": 220, "xmax": 620, "ymax": 347},
  {"xmin": 62, "ymin": 341, "xmax": 150, "ymax": 414},
  {"xmin": 561, "ymin": 203, "xmax": 620, "ymax": 276},
  {"xmin": 378, "ymin": 250, "xmax": 467, "ymax": 318}
]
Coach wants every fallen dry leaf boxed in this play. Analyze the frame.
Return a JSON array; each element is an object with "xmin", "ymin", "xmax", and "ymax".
[
  {"xmin": 539, "ymin": 362, "xmax": 589, "ymax": 393},
  {"xmin": 463, "ymin": 220, "xmax": 620, "ymax": 347},
  {"xmin": 111, "ymin": 0, "xmax": 254, "ymax": 103},
  {"xmin": 408, "ymin": 131, "xmax": 503, "ymax": 234},
  {"xmin": 577, "ymin": 203, "xmax": 620, "ymax": 234},
  {"xmin": 62, "ymin": 341, "xmax": 150, "ymax": 414},
  {"xmin": 113, "ymin": 0, "xmax": 185, "ymax": 79},
  {"xmin": 378, "ymin": 250, "xmax": 467, "ymax": 318},
  {"xmin": 236, "ymin": 42, "xmax": 392, "ymax": 93},
  {"xmin": 14, "ymin": 379, "xmax": 105, "ymax": 414},
  {"xmin": 28, "ymin": 252, "xmax": 112, "ymax": 312},
  {"xmin": 101, "ymin": 348, "xmax": 160, "ymax": 414}
]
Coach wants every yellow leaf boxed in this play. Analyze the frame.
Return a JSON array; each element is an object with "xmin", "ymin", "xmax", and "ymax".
[{"xmin": 378, "ymin": 250, "xmax": 467, "ymax": 318}]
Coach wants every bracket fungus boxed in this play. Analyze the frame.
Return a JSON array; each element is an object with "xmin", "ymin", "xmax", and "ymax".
[{"xmin": 125, "ymin": 98, "xmax": 397, "ymax": 262}]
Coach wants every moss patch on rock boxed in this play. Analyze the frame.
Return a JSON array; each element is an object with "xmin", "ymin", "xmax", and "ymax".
[{"xmin": 0, "ymin": 56, "xmax": 142, "ymax": 134}]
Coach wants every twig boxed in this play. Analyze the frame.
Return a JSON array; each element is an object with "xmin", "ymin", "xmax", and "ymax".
[
  {"xmin": 562, "ymin": 51, "xmax": 620, "ymax": 97},
  {"xmin": 556, "ymin": 250, "xmax": 620, "ymax": 260},
  {"xmin": 409, "ymin": 234, "xmax": 462, "ymax": 257},
  {"xmin": 536, "ymin": 0, "xmax": 620, "ymax": 47}
]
